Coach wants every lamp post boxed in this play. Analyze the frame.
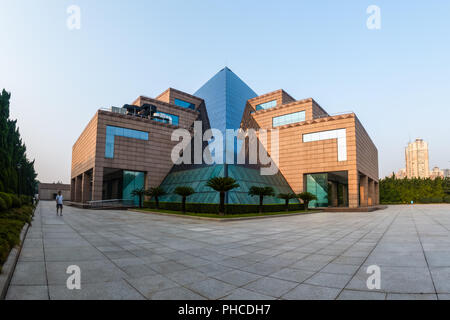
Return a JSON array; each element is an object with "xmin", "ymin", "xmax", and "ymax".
[{"xmin": 17, "ymin": 163, "xmax": 22, "ymax": 195}]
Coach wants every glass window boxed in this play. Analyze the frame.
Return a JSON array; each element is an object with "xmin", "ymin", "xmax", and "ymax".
[
  {"xmin": 256, "ymin": 100, "xmax": 277, "ymax": 111},
  {"xmin": 303, "ymin": 129, "xmax": 347, "ymax": 162},
  {"xmin": 123, "ymin": 171, "xmax": 145, "ymax": 205},
  {"xmin": 306, "ymin": 173, "xmax": 329, "ymax": 208},
  {"xmin": 272, "ymin": 111, "xmax": 306, "ymax": 127},
  {"xmin": 153, "ymin": 112, "xmax": 179, "ymax": 126},
  {"xmin": 174, "ymin": 98, "xmax": 195, "ymax": 110},
  {"xmin": 105, "ymin": 126, "xmax": 148, "ymax": 159}
]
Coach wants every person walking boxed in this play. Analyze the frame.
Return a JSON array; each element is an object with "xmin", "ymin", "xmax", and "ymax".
[{"xmin": 56, "ymin": 191, "xmax": 64, "ymax": 216}]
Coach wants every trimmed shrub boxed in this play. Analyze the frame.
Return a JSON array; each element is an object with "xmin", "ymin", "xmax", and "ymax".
[
  {"xmin": 0, "ymin": 218, "xmax": 25, "ymax": 272},
  {"xmin": 143, "ymin": 201, "xmax": 305, "ymax": 215},
  {"xmin": 0, "ymin": 198, "xmax": 7, "ymax": 212},
  {"xmin": 10, "ymin": 194, "xmax": 21, "ymax": 208},
  {"xmin": 444, "ymin": 195, "xmax": 450, "ymax": 203},
  {"xmin": 419, "ymin": 197, "xmax": 443, "ymax": 204},
  {"xmin": 0, "ymin": 192, "xmax": 12, "ymax": 209},
  {"xmin": 19, "ymin": 195, "xmax": 32, "ymax": 206},
  {"xmin": 0, "ymin": 206, "xmax": 34, "ymax": 224}
]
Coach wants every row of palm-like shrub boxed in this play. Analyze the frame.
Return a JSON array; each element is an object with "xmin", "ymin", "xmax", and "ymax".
[
  {"xmin": 137, "ymin": 177, "xmax": 318, "ymax": 216},
  {"xmin": 143, "ymin": 201, "xmax": 306, "ymax": 215}
]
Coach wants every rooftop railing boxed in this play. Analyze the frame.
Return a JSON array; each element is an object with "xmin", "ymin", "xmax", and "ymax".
[{"xmin": 100, "ymin": 106, "xmax": 175, "ymax": 125}]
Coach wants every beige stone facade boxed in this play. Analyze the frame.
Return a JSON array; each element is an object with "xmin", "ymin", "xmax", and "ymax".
[
  {"xmin": 241, "ymin": 90, "xmax": 379, "ymax": 208},
  {"xmin": 38, "ymin": 183, "xmax": 71, "ymax": 201},
  {"xmin": 71, "ymin": 89, "xmax": 202, "ymax": 203}
]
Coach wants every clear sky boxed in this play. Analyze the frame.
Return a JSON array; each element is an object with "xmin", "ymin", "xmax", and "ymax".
[{"xmin": 1, "ymin": 0, "xmax": 449, "ymax": 183}]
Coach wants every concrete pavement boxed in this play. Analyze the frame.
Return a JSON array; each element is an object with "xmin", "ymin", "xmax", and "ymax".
[{"xmin": 5, "ymin": 201, "xmax": 450, "ymax": 300}]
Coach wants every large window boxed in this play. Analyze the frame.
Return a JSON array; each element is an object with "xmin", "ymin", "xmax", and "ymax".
[
  {"xmin": 174, "ymin": 98, "xmax": 195, "ymax": 110},
  {"xmin": 306, "ymin": 173, "xmax": 329, "ymax": 208},
  {"xmin": 105, "ymin": 126, "xmax": 149, "ymax": 159},
  {"xmin": 273, "ymin": 111, "xmax": 306, "ymax": 127},
  {"xmin": 303, "ymin": 129, "xmax": 347, "ymax": 161},
  {"xmin": 123, "ymin": 171, "xmax": 145, "ymax": 205},
  {"xmin": 256, "ymin": 100, "xmax": 277, "ymax": 111},
  {"xmin": 153, "ymin": 112, "xmax": 179, "ymax": 126}
]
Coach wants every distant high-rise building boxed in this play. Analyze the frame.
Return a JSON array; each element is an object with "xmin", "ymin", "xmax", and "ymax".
[
  {"xmin": 430, "ymin": 166, "xmax": 444, "ymax": 180},
  {"xmin": 405, "ymin": 139, "xmax": 430, "ymax": 178},
  {"xmin": 443, "ymin": 169, "xmax": 450, "ymax": 178},
  {"xmin": 396, "ymin": 168, "xmax": 407, "ymax": 179}
]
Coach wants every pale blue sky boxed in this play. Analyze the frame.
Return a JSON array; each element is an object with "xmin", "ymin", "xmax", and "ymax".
[{"xmin": 1, "ymin": 0, "xmax": 449, "ymax": 183}]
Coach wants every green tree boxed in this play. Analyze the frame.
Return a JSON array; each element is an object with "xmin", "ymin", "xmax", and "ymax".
[
  {"xmin": 0, "ymin": 89, "xmax": 37, "ymax": 196},
  {"xmin": 297, "ymin": 192, "xmax": 318, "ymax": 211},
  {"xmin": 206, "ymin": 177, "xmax": 240, "ymax": 216},
  {"xmin": 379, "ymin": 177, "xmax": 447, "ymax": 204},
  {"xmin": 146, "ymin": 187, "xmax": 166, "ymax": 209},
  {"xmin": 131, "ymin": 188, "xmax": 146, "ymax": 208},
  {"xmin": 174, "ymin": 186, "xmax": 195, "ymax": 214},
  {"xmin": 248, "ymin": 186, "xmax": 275, "ymax": 213},
  {"xmin": 277, "ymin": 193, "xmax": 297, "ymax": 212}
]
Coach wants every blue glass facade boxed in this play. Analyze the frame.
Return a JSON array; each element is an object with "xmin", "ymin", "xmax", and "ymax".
[
  {"xmin": 306, "ymin": 173, "xmax": 329, "ymax": 208},
  {"xmin": 123, "ymin": 171, "xmax": 145, "ymax": 205},
  {"xmin": 256, "ymin": 100, "xmax": 277, "ymax": 111},
  {"xmin": 174, "ymin": 98, "xmax": 195, "ymax": 110},
  {"xmin": 153, "ymin": 112, "xmax": 179, "ymax": 126},
  {"xmin": 273, "ymin": 111, "xmax": 306, "ymax": 127},
  {"xmin": 158, "ymin": 68, "xmax": 296, "ymax": 205},
  {"xmin": 105, "ymin": 126, "xmax": 148, "ymax": 159},
  {"xmin": 194, "ymin": 67, "xmax": 257, "ymax": 135},
  {"xmin": 159, "ymin": 165, "xmax": 295, "ymax": 204}
]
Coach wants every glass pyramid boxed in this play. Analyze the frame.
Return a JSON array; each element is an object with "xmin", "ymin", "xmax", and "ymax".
[{"xmin": 158, "ymin": 68, "xmax": 295, "ymax": 204}]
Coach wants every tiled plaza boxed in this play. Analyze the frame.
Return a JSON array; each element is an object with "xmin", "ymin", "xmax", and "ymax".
[{"xmin": 6, "ymin": 202, "xmax": 450, "ymax": 300}]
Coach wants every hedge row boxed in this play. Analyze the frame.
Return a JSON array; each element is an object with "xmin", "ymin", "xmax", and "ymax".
[
  {"xmin": 143, "ymin": 201, "xmax": 305, "ymax": 214},
  {"xmin": 0, "ymin": 193, "xmax": 33, "ymax": 212},
  {"xmin": 0, "ymin": 205, "xmax": 34, "ymax": 273}
]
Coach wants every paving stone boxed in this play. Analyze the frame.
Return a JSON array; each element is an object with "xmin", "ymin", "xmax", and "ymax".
[
  {"xmin": 305, "ymin": 272, "xmax": 353, "ymax": 289},
  {"xmin": 6, "ymin": 285, "xmax": 49, "ymax": 300},
  {"xmin": 222, "ymin": 288, "xmax": 276, "ymax": 300},
  {"xmin": 165, "ymin": 269, "xmax": 209, "ymax": 285},
  {"xmin": 270, "ymin": 268, "xmax": 315, "ymax": 283},
  {"xmin": 185, "ymin": 278, "xmax": 236, "ymax": 299},
  {"xmin": 386, "ymin": 293, "xmax": 438, "ymax": 300},
  {"xmin": 430, "ymin": 268, "xmax": 450, "ymax": 293},
  {"xmin": 337, "ymin": 289, "xmax": 386, "ymax": 300},
  {"xmin": 48, "ymin": 280, "xmax": 145, "ymax": 300},
  {"xmin": 282, "ymin": 284, "xmax": 341, "ymax": 300},
  {"xmin": 126, "ymin": 274, "xmax": 179, "ymax": 298},
  {"xmin": 7, "ymin": 202, "xmax": 450, "ymax": 300},
  {"xmin": 346, "ymin": 266, "xmax": 435, "ymax": 294},
  {"xmin": 243, "ymin": 277, "xmax": 298, "ymax": 298},
  {"xmin": 11, "ymin": 261, "xmax": 47, "ymax": 286},
  {"xmin": 213, "ymin": 270, "xmax": 262, "ymax": 287}
]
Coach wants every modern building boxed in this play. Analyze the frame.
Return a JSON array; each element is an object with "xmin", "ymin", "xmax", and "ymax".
[
  {"xmin": 71, "ymin": 68, "xmax": 379, "ymax": 208},
  {"xmin": 405, "ymin": 139, "xmax": 430, "ymax": 179},
  {"xmin": 38, "ymin": 183, "xmax": 71, "ymax": 201},
  {"xmin": 444, "ymin": 169, "xmax": 450, "ymax": 178},
  {"xmin": 389, "ymin": 168, "xmax": 406, "ymax": 179},
  {"xmin": 430, "ymin": 166, "xmax": 445, "ymax": 180}
]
